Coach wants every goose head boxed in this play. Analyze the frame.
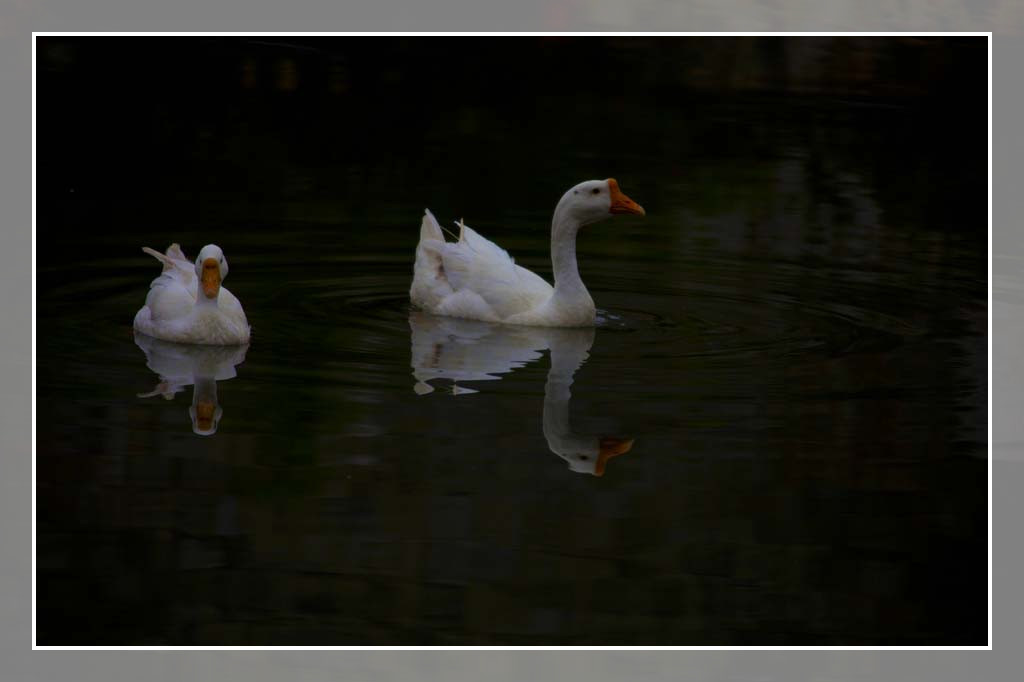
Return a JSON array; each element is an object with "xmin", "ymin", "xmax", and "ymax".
[
  {"xmin": 195, "ymin": 244, "xmax": 229, "ymax": 300},
  {"xmin": 560, "ymin": 178, "xmax": 645, "ymax": 227}
]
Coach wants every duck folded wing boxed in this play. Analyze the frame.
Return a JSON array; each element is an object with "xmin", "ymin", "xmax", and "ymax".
[{"xmin": 142, "ymin": 244, "xmax": 195, "ymax": 285}]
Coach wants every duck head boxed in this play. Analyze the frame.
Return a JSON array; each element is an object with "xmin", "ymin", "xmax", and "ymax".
[{"xmin": 194, "ymin": 244, "xmax": 229, "ymax": 300}]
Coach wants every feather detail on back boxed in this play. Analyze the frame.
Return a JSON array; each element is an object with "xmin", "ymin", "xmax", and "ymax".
[
  {"xmin": 420, "ymin": 209, "xmax": 444, "ymax": 243},
  {"xmin": 410, "ymin": 209, "xmax": 553, "ymax": 323},
  {"xmin": 142, "ymin": 243, "xmax": 195, "ymax": 291},
  {"xmin": 410, "ymin": 210, "xmax": 455, "ymax": 311}
]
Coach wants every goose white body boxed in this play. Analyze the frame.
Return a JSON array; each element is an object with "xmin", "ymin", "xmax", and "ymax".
[
  {"xmin": 133, "ymin": 243, "xmax": 250, "ymax": 345},
  {"xmin": 410, "ymin": 178, "xmax": 644, "ymax": 327}
]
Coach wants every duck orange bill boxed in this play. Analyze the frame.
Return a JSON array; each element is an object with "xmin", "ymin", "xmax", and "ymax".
[
  {"xmin": 195, "ymin": 401, "xmax": 217, "ymax": 431},
  {"xmin": 607, "ymin": 178, "xmax": 646, "ymax": 216},
  {"xmin": 594, "ymin": 436, "xmax": 635, "ymax": 477},
  {"xmin": 201, "ymin": 258, "xmax": 221, "ymax": 298}
]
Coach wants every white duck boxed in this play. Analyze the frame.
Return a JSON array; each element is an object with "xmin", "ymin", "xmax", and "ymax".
[
  {"xmin": 133, "ymin": 243, "xmax": 250, "ymax": 345},
  {"xmin": 411, "ymin": 178, "xmax": 645, "ymax": 327}
]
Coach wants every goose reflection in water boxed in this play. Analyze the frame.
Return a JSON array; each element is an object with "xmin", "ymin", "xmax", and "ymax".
[
  {"xmin": 134, "ymin": 332, "xmax": 249, "ymax": 436},
  {"xmin": 409, "ymin": 311, "xmax": 633, "ymax": 476}
]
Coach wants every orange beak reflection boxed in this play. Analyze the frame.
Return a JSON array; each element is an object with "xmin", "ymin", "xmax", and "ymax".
[
  {"xmin": 195, "ymin": 401, "xmax": 217, "ymax": 431},
  {"xmin": 594, "ymin": 436, "xmax": 635, "ymax": 477},
  {"xmin": 201, "ymin": 258, "xmax": 221, "ymax": 299},
  {"xmin": 607, "ymin": 178, "xmax": 645, "ymax": 216}
]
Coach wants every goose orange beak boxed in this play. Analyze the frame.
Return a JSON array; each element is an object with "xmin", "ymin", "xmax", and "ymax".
[
  {"xmin": 607, "ymin": 178, "xmax": 645, "ymax": 216},
  {"xmin": 201, "ymin": 258, "xmax": 221, "ymax": 299},
  {"xmin": 594, "ymin": 436, "xmax": 634, "ymax": 477}
]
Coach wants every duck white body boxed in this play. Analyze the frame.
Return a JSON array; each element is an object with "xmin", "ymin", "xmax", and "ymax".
[
  {"xmin": 411, "ymin": 178, "xmax": 644, "ymax": 327},
  {"xmin": 133, "ymin": 243, "xmax": 250, "ymax": 345}
]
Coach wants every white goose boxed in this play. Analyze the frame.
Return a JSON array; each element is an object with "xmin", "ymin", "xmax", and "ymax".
[
  {"xmin": 133, "ymin": 243, "xmax": 250, "ymax": 345},
  {"xmin": 411, "ymin": 178, "xmax": 645, "ymax": 327}
]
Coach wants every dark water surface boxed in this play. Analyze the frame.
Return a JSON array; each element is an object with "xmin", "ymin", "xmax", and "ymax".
[{"xmin": 36, "ymin": 37, "xmax": 987, "ymax": 645}]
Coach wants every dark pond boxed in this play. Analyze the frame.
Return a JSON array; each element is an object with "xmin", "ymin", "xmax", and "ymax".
[{"xmin": 36, "ymin": 37, "xmax": 988, "ymax": 645}]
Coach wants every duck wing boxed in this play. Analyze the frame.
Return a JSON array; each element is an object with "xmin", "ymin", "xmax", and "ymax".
[{"xmin": 140, "ymin": 244, "xmax": 196, "ymax": 321}]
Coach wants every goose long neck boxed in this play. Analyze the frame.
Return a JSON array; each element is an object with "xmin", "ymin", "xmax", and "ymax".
[
  {"xmin": 550, "ymin": 203, "xmax": 587, "ymax": 298},
  {"xmin": 543, "ymin": 333, "xmax": 590, "ymax": 444},
  {"xmin": 543, "ymin": 367, "xmax": 573, "ymax": 443}
]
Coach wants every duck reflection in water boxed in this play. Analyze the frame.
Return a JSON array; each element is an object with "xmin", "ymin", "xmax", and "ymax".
[
  {"xmin": 408, "ymin": 311, "xmax": 633, "ymax": 476},
  {"xmin": 134, "ymin": 332, "xmax": 249, "ymax": 435}
]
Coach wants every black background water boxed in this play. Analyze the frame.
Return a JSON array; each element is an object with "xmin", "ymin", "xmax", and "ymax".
[{"xmin": 36, "ymin": 37, "xmax": 987, "ymax": 645}]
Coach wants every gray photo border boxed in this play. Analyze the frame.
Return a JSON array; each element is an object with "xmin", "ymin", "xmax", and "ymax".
[{"xmin": 6, "ymin": 3, "xmax": 1016, "ymax": 680}]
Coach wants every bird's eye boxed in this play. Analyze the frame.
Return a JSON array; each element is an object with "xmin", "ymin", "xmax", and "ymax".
[
  {"xmin": 580, "ymin": 455, "xmax": 589, "ymax": 461},
  {"xmin": 220, "ymin": 258, "xmax": 224, "ymax": 264},
  {"xmin": 592, "ymin": 188, "xmax": 600, "ymax": 195}
]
